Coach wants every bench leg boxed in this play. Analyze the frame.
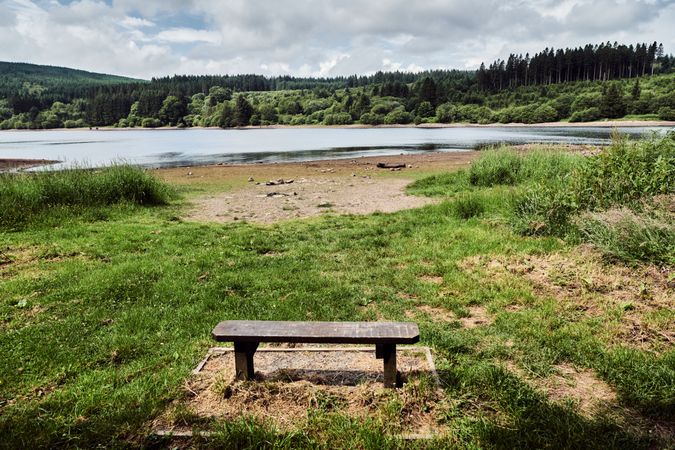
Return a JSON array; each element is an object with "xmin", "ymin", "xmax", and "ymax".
[
  {"xmin": 234, "ymin": 342, "xmax": 258, "ymax": 381},
  {"xmin": 375, "ymin": 344, "xmax": 398, "ymax": 388}
]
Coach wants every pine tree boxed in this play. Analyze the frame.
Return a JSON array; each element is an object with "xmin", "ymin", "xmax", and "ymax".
[
  {"xmin": 600, "ymin": 83, "xmax": 627, "ymax": 118},
  {"xmin": 631, "ymin": 79, "xmax": 641, "ymax": 100},
  {"xmin": 233, "ymin": 95, "xmax": 254, "ymax": 126}
]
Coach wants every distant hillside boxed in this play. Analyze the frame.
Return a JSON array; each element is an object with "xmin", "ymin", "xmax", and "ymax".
[
  {"xmin": 0, "ymin": 41, "xmax": 673, "ymax": 130},
  {"xmin": 0, "ymin": 61, "xmax": 144, "ymax": 104}
]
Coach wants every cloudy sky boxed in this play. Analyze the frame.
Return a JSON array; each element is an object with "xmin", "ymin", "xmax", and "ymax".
[{"xmin": 2, "ymin": 0, "xmax": 674, "ymax": 79}]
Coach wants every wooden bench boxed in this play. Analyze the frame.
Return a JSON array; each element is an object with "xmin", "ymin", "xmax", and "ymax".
[{"xmin": 211, "ymin": 320, "xmax": 420, "ymax": 388}]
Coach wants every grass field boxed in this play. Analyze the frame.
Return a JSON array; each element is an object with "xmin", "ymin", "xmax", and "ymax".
[{"xmin": 0, "ymin": 137, "xmax": 673, "ymax": 448}]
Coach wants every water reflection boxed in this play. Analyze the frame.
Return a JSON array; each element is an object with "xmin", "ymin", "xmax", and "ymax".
[{"xmin": 0, "ymin": 126, "xmax": 670, "ymax": 170}]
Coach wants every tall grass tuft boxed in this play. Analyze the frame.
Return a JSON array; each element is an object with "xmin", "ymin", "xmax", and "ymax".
[
  {"xmin": 510, "ymin": 133, "xmax": 675, "ymax": 238},
  {"xmin": 0, "ymin": 165, "xmax": 172, "ymax": 228},
  {"xmin": 468, "ymin": 146, "xmax": 582, "ymax": 187},
  {"xmin": 468, "ymin": 149, "xmax": 522, "ymax": 186},
  {"xmin": 508, "ymin": 132, "xmax": 675, "ymax": 263},
  {"xmin": 577, "ymin": 207, "xmax": 675, "ymax": 265},
  {"xmin": 453, "ymin": 192, "xmax": 487, "ymax": 219}
]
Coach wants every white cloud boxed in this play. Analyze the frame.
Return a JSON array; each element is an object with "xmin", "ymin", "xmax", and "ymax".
[
  {"xmin": 121, "ymin": 16, "xmax": 155, "ymax": 29},
  {"xmin": 0, "ymin": 0, "xmax": 673, "ymax": 78},
  {"xmin": 155, "ymin": 28, "xmax": 221, "ymax": 44}
]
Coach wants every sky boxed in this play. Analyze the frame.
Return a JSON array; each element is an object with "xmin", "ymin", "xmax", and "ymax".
[{"xmin": 2, "ymin": 0, "xmax": 674, "ymax": 79}]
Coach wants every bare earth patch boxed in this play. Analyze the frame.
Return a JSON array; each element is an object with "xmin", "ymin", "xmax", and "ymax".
[
  {"xmin": 418, "ymin": 275, "xmax": 444, "ymax": 285},
  {"xmin": 505, "ymin": 361, "xmax": 675, "ymax": 442},
  {"xmin": 460, "ymin": 247, "xmax": 674, "ymax": 351},
  {"xmin": 506, "ymin": 362, "xmax": 616, "ymax": 416},
  {"xmin": 186, "ymin": 176, "xmax": 436, "ymax": 224},
  {"xmin": 156, "ymin": 151, "xmax": 477, "ymax": 224},
  {"xmin": 406, "ymin": 305, "xmax": 456, "ymax": 323},
  {"xmin": 459, "ymin": 306, "xmax": 491, "ymax": 329},
  {"xmin": 152, "ymin": 347, "xmax": 446, "ymax": 437}
]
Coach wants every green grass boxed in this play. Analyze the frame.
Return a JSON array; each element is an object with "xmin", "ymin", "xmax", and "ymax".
[
  {"xmin": 1, "ymin": 143, "xmax": 673, "ymax": 448},
  {"xmin": 0, "ymin": 165, "xmax": 172, "ymax": 229},
  {"xmin": 412, "ymin": 136, "xmax": 674, "ymax": 264}
]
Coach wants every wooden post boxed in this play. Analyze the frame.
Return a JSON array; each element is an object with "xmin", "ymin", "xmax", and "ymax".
[
  {"xmin": 375, "ymin": 344, "xmax": 398, "ymax": 388},
  {"xmin": 234, "ymin": 341, "xmax": 258, "ymax": 381}
]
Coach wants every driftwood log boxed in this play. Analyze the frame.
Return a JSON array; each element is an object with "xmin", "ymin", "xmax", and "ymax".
[{"xmin": 376, "ymin": 162, "xmax": 407, "ymax": 169}]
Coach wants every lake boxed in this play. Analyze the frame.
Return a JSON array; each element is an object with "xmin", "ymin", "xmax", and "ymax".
[{"xmin": 0, "ymin": 126, "xmax": 671, "ymax": 170}]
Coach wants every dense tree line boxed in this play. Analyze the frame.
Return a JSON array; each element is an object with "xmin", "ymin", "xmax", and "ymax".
[
  {"xmin": 1, "ymin": 42, "xmax": 673, "ymax": 130},
  {"xmin": 478, "ymin": 42, "xmax": 673, "ymax": 90}
]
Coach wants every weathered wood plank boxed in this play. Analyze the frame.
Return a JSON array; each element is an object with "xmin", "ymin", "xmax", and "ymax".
[
  {"xmin": 376, "ymin": 343, "xmax": 398, "ymax": 388},
  {"xmin": 212, "ymin": 321, "xmax": 420, "ymax": 344},
  {"xmin": 233, "ymin": 341, "xmax": 258, "ymax": 380}
]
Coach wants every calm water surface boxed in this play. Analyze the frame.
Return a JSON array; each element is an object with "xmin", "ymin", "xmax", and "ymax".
[{"xmin": 0, "ymin": 126, "xmax": 671, "ymax": 169}]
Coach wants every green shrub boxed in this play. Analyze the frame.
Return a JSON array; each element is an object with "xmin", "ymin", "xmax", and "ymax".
[
  {"xmin": 569, "ymin": 107, "xmax": 601, "ymax": 122},
  {"xmin": 383, "ymin": 109, "xmax": 413, "ymax": 124},
  {"xmin": 323, "ymin": 112, "xmax": 353, "ymax": 125},
  {"xmin": 359, "ymin": 112, "xmax": 384, "ymax": 125},
  {"xmin": 577, "ymin": 208, "xmax": 674, "ymax": 265},
  {"xmin": 509, "ymin": 132, "xmax": 675, "ymax": 255},
  {"xmin": 435, "ymin": 103, "xmax": 459, "ymax": 123},
  {"xmin": 0, "ymin": 165, "xmax": 172, "ymax": 229},
  {"xmin": 532, "ymin": 104, "xmax": 559, "ymax": 123},
  {"xmin": 571, "ymin": 93, "xmax": 601, "ymax": 112},
  {"xmin": 569, "ymin": 132, "xmax": 675, "ymax": 210},
  {"xmin": 141, "ymin": 118, "xmax": 161, "ymax": 128},
  {"xmin": 453, "ymin": 193, "xmax": 486, "ymax": 219},
  {"xmin": 509, "ymin": 181, "xmax": 577, "ymax": 236},
  {"xmin": 468, "ymin": 149, "xmax": 522, "ymax": 186},
  {"xmin": 658, "ymin": 107, "xmax": 675, "ymax": 121}
]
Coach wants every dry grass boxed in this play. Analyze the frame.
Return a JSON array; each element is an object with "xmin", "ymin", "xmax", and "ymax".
[
  {"xmin": 459, "ymin": 306, "xmax": 492, "ymax": 329},
  {"xmin": 460, "ymin": 247, "xmax": 675, "ymax": 351},
  {"xmin": 152, "ymin": 348, "xmax": 446, "ymax": 437}
]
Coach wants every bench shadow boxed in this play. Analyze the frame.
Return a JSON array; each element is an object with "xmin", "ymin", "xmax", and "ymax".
[{"xmin": 256, "ymin": 369, "xmax": 421, "ymax": 386}]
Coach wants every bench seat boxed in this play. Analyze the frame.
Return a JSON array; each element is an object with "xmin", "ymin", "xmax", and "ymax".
[{"xmin": 212, "ymin": 320, "xmax": 420, "ymax": 387}]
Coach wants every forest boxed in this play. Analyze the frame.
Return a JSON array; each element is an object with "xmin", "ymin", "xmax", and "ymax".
[{"xmin": 0, "ymin": 41, "xmax": 673, "ymax": 130}]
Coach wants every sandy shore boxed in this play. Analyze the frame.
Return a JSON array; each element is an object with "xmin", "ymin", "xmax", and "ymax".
[
  {"xmin": 158, "ymin": 151, "xmax": 475, "ymax": 224},
  {"xmin": 0, "ymin": 158, "xmax": 59, "ymax": 171}
]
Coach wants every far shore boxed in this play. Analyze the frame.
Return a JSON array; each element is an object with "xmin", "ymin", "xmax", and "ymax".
[
  {"xmin": 0, "ymin": 158, "xmax": 60, "ymax": 171},
  {"xmin": 1, "ymin": 120, "xmax": 674, "ymax": 132}
]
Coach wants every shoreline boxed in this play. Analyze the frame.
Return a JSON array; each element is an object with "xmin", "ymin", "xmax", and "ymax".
[
  {"xmin": 0, "ymin": 120, "xmax": 673, "ymax": 132},
  {"xmin": 0, "ymin": 158, "xmax": 60, "ymax": 171}
]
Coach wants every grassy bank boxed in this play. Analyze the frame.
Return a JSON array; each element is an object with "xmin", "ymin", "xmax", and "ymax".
[
  {"xmin": 0, "ymin": 139, "xmax": 673, "ymax": 448},
  {"xmin": 410, "ymin": 133, "xmax": 675, "ymax": 265},
  {"xmin": 0, "ymin": 165, "xmax": 172, "ymax": 229}
]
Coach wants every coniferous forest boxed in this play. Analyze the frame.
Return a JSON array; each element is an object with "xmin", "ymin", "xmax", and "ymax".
[{"xmin": 1, "ymin": 41, "xmax": 673, "ymax": 130}]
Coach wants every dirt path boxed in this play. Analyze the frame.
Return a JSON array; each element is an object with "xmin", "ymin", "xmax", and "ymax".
[
  {"xmin": 158, "ymin": 152, "xmax": 477, "ymax": 224},
  {"xmin": 187, "ymin": 176, "xmax": 437, "ymax": 223}
]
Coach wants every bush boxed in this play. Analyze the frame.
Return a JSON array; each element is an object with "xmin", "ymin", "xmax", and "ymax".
[
  {"xmin": 0, "ymin": 165, "xmax": 172, "ymax": 229},
  {"xmin": 63, "ymin": 119, "xmax": 86, "ymax": 129},
  {"xmin": 509, "ymin": 132, "xmax": 675, "ymax": 250},
  {"xmin": 569, "ymin": 107, "xmax": 602, "ymax": 122},
  {"xmin": 570, "ymin": 132, "xmax": 675, "ymax": 210},
  {"xmin": 436, "ymin": 103, "xmax": 459, "ymax": 123},
  {"xmin": 578, "ymin": 208, "xmax": 674, "ymax": 265},
  {"xmin": 532, "ymin": 104, "xmax": 559, "ymax": 123},
  {"xmin": 468, "ymin": 147, "xmax": 581, "ymax": 188},
  {"xmin": 323, "ymin": 112, "xmax": 353, "ymax": 125},
  {"xmin": 383, "ymin": 109, "xmax": 413, "ymax": 125},
  {"xmin": 658, "ymin": 107, "xmax": 675, "ymax": 121},
  {"xmin": 453, "ymin": 193, "xmax": 486, "ymax": 219},
  {"xmin": 371, "ymin": 100, "xmax": 401, "ymax": 115},
  {"xmin": 468, "ymin": 149, "xmax": 522, "ymax": 186},
  {"xmin": 141, "ymin": 118, "xmax": 161, "ymax": 128},
  {"xmin": 509, "ymin": 181, "xmax": 577, "ymax": 236},
  {"xmin": 571, "ymin": 93, "xmax": 601, "ymax": 113},
  {"xmin": 359, "ymin": 112, "xmax": 384, "ymax": 125}
]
